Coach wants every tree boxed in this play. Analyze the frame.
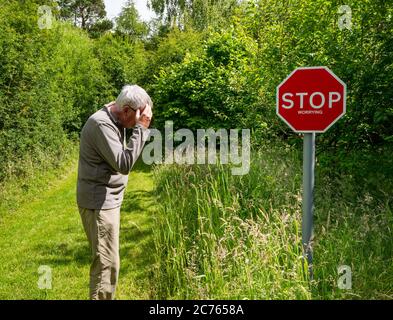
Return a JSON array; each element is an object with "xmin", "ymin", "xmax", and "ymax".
[
  {"xmin": 115, "ymin": 0, "xmax": 149, "ymax": 40},
  {"xmin": 88, "ymin": 19, "xmax": 114, "ymax": 38},
  {"xmin": 148, "ymin": 0, "xmax": 186, "ymax": 27},
  {"xmin": 147, "ymin": 0, "xmax": 238, "ymax": 30},
  {"xmin": 58, "ymin": 0, "xmax": 106, "ymax": 30}
]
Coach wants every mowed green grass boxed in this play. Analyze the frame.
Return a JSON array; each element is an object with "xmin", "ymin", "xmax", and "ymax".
[{"xmin": 0, "ymin": 159, "xmax": 156, "ymax": 300}]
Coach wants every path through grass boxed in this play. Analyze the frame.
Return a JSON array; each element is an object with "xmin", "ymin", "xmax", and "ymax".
[{"xmin": 0, "ymin": 159, "xmax": 156, "ymax": 300}]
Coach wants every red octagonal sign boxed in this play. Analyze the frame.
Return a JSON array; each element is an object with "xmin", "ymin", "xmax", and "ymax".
[{"xmin": 277, "ymin": 66, "xmax": 346, "ymax": 133}]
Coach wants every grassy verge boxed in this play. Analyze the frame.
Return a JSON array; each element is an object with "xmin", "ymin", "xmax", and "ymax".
[
  {"xmin": 152, "ymin": 144, "xmax": 393, "ymax": 299},
  {"xmin": 0, "ymin": 142, "xmax": 79, "ymax": 220},
  {"xmin": 152, "ymin": 145, "xmax": 310, "ymax": 299},
  {"xmin": 313, "ymin": 146, "xmax": 393, "ymax": 299}
]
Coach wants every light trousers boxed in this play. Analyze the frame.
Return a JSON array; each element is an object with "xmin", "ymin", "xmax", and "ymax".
[{"xmin": 78, "ymin": 206, "xmax": 120, "ymax": 300}]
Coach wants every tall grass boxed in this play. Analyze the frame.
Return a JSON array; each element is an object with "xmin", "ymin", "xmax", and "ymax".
[
  {"xmin": 152, "ymin": 143, "xmax": 393, "ymax": 299},
  {"xmin": 312, "ymin": 145, "xmax": 393, "ymax": 299},
  {"xmin": 152, "ymin": 144, "xmax": 310, "ymax": 299}
]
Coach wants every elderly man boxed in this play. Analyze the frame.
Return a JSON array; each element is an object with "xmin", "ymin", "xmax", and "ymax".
[{"xmin": 77, "ymin": 85, "xmax": 152, "ymax": 300}]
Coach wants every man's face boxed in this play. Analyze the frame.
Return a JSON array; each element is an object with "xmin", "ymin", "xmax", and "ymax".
[{"xmin": 119, "ymin": 106, "xmax": 137, "ymax": 129}]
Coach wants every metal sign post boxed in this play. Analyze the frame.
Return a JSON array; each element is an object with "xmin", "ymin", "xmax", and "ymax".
[
  {"xmin": 302, "ymin": 133, "xmax": 315, "ymax": 279},
  {"xmin": 277, "ymin": 66, "xmax": 346, "ymax": 281}
]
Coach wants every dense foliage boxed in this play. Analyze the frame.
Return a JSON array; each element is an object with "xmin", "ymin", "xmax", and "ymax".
[
  {"xmin": 152, "ymin": 0, "xmax": 393, "ymax": 150},
  {"xmin": 0, "ymin": 1, "xmax": 107, "ymax": 180},
  {"xmin": 0, "ymin": 0, "xmax": 145, "ymax": 181},
  {"xmin": 1, "ymin": 0, "xmax": 391, "ymax": 181}
]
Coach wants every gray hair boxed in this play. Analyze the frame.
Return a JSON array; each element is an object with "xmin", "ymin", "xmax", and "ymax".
[{"xmin": 116, "ymin": 85, "xmax": 153, "ymax": 111}]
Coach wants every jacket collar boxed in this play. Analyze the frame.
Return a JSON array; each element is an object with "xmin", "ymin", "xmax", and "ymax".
[{"xmin": 104, "ymin": 102, "xmax": 123, "ymax": 129}]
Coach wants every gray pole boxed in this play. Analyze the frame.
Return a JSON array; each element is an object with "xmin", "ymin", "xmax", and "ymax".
[{"xmin": 302, "ymin": 132, "xmax": 315, "ymax": 279}]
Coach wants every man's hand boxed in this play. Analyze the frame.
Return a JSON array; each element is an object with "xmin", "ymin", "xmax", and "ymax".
[{"xmin": 136, "ymin": 104, "xmax": 152, "ymax": 129}]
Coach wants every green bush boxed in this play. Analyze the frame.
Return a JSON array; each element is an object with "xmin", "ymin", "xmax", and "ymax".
[
  {"xmin": 236, "ymin": 0, "xmax": 393, "ymax": 148},
  {"xmin": 0, "ymin": 1, "xmax": 109, "ymax": 181},
  {"xmin": 94, "ymin": 34, "xmax": 149, "ymax": 98},
  {"xmin": 151, "ymin": 27, "xmax": 266, "ymax": 134},
  {"xmin": 150, "ymin": 0, "xmax": 393, "ymax": 151}
]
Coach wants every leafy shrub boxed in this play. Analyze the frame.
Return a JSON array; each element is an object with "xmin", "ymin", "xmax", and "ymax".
[
  {"xmin": 94, "ymin": 34, "xmax": 149, "ymax": 98},
  {"xmin": 151, "ymin": 27, "xmax": 266, "ymax": 134},
  {"xmin": 0, "ymin": 1, "xmax": 109, "ymax": 181}
]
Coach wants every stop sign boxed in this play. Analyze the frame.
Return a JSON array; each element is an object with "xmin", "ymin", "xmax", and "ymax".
[{"xmin": 276, "ymin": 66, "xmax": 346, "ymax": 132}]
